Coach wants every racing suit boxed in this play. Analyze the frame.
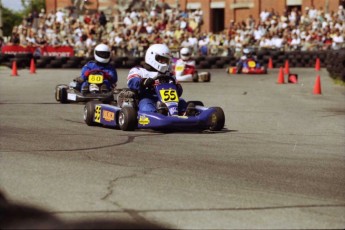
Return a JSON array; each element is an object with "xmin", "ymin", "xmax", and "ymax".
[
  {"xmin": 79, "ymin": 61, "xmax": 118, "ymax": 91},
  {"xmin": 127, "ymin": 65, "xmax": 187, "ymax": 113},
  {"xmin": 174, "ymin": 58, "xmax": 196, "ymax": 81}
]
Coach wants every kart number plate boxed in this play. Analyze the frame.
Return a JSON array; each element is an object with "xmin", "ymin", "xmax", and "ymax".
[
  {"xmin": 248, "ymin": 61, "xmax": 256, "ymax": 68},
  {"xmin": 159, "ymin": 89, "xmax": 178, "ymax": 103},
  {"xmin": 175, "ymin": 66, "xmax": 184, "ymax": 71},
  {"xmin": 67, "ymin": 93, "xmax": 77, "ymax": 101},
  {"xmin": 88, "ymin": 74, "xmax": 103, "ymax": 84}
]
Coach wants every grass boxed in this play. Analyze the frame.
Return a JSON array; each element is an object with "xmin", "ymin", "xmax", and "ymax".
[{"xmin": 333, "ymin": 78, "xmax": 345, "ymax": 87}]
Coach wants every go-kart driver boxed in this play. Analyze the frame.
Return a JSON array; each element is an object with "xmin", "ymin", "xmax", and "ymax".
[
  {"xmin": 177, "ymin": 47, "xmax": 196, "ymax": 71},
  {"xmin": 175, "ymin": 47, "xmax": 211, "ymax": 82},
  {"xmin": 236, "ymin": 48, "xmax": 259, "ymax": 74},
  {"xmin": 127, "ymin": 43, "xmax": 192, "ymax": 115},
  {"xmin": 74, "ymin": 43, "xmax": 118, "ymax": 93},
  {"xmin": 174, "ymin": 47, "xmax": 197, "ymax": 81}
]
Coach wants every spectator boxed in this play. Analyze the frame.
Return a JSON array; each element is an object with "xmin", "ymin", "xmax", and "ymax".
[
  {"xmin": 9, "ymin": 33, "xmax": 19, "ymax": 45},
  {"xmin": 127, "ymin": 35, "xmax": 139, "ymax": 56},
  {"xmin": 271, "ymin": 33, "xmax": 284, "ymax": 49},
  {"xmin": 0, "ymin": 37, "xmax": 4, "ymax": 49},
  {"xmin": 260, "ymin": 9, "xmax": 270, "ymax": 22},
  {"xmin": 233, "ymin": 36, "xmax": 243, "ymax": 59},
  {"xmin": 198, "ymin": 36, "xmax": 209, "ymax": 56},
  {"xmin": 99, "ymin": 11, "xmax": 107, "ymax": 28},
  {"xmin": 188, "ymin": 33, "xmax": 199, "ymax": 56},
  {"xmin": 289, "ymin": 33, "xmax": 301, "ymax": 50},
  {"xmin": 331, "ymin": 29, "xmax": 344, "ymax": 49},
  {"xmin": 259, "ymin": 34, "xmax": 273, "ymax": 49},
  {"xmin": 180, "ymin": 35, "xmax": 192, "ymax": 49},
  {"xmin": 55, "ymin": 9, "xmax": 65, "ymax": 24},
  {"xmin": 4, "ymin": 1, "xmax": 344, "ymax": 59}
]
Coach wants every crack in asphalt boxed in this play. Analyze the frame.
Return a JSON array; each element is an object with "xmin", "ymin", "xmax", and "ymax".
[
  {"xmin": 101, "ymin": 168, "xmax": 156, "ymax": 201},
  {"xmin": 101, "ymin": 168, "xmax": 158, "ymax": 225}
]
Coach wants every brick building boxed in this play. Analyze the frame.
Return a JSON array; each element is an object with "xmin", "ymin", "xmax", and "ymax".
[{"xmin": 45, "ymin": 0, "xmax": 343, "ymax": 33}]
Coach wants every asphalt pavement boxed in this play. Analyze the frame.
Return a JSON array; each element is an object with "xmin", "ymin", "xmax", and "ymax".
[{"xmin": 0, "ymin": 66, "xmax": 344, "ymax": 229}]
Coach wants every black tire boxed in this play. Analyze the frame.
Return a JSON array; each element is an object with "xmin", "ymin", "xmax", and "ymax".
[
  {"xmin": 192, "ymin": 73, "xmax": 199, "ymax": 82},
  {"xmin": 55, "ymin": 85, "xmax": 69, "ymax": 103},
  {"xmin": 118, "ymin": 107, "xmax": 137, "ymax": 131},
  {"xmin": 199, "ymin": 72, "xmax": 211, "ymax": 82},
  {"xmin": 60, "ymin": 87, "xmax": 68, "ymax": 103},
  {"xmin": 84, "ymin": 101, "xmax": 100, "ymax": 126},
  {"xmin": 55, "ymin": 85, "xmax": 61, "ymax": 102},
  {"xmin": 208, "ymin": 107, "xmax": 225, "ymax": 131},
  {"xmin": 187, "ymin": 101, "xmax": 204, "ymax": 106}
]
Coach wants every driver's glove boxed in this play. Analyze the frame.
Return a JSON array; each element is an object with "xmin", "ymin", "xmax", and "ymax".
[
  {"xmin": 74, "ymin": 77, "xmax": 84, "ymax": 83},
  {"xmin": 141, "ymin": 78, "xmax": 154, "ymax": 88}
]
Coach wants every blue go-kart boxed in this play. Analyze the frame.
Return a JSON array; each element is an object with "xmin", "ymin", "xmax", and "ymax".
[{"xmin": 83, "ymin": 75, "xmax": 225, "ymax": 132}]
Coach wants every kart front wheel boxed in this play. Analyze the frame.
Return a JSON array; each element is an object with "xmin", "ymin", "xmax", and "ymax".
[
  {"xmin": 84, "ymin": 101, "xmax": 100, "ymax": 126},
  {"xmin": 55, "ymin": 85, "xmax": 68, "ymax": 103},
  {"xmin": 208, "ymin": 107, "xmax": 225, "ymax": 131},
  {"xmin": 118, "ymin": 107, "xmax": 137, "ymax": 131}
]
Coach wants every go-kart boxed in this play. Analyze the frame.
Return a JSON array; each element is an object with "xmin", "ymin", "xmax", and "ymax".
[
  {"xmin": 226, "ymin": 58, "xmax": 267, "ymax": 74},
  {"xmin": 55, "ymin": 71, "xmax": 115, "ymax": 104},
  {"xmin": 173, "ymin": 60, "xmax": 211, "ymax": 82},
  {"xmin": 83, "ymin": 75, "xmax": 225, "ymax": 132}
]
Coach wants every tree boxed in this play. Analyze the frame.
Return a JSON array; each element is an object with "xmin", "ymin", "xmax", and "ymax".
[
  {"xmin": 71, "ymin": 0, "xmax": 94, "ymax": 14},
  {"xmin": 1, "ymin": 7, "xmax": 23, "ymax": 37},
  {"xmin": 20, "ymin": 0, "xmax": 45, "ymax": 16}
]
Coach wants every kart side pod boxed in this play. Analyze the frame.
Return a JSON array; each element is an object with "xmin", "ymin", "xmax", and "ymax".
[{"xmin": 84, "ymin": 101, "xmax": 121, "ymax": 127}]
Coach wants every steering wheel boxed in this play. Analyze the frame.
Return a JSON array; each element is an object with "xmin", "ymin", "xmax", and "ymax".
[{"xmin": 153, "ymin": 73, "xmax": 176, "ymax": 85}]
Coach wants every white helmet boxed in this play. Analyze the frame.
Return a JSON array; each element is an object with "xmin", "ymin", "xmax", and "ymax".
[
  {"xmin": 180, "ymin": 47, "xmax": 191, "ymax": 61},
  {"xmin": 145, "ymin": 44, "xmax": 171, "ymax": 73},
  {"xmin": 243, "ymin": 48, "xmax": 250, "ymax": 55},
  {"xmin": 94, "ymin": 43, "xmax": 111, "ymax": 63}
]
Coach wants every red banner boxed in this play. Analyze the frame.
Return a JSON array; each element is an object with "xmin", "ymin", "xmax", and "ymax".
[{"xmin": 1, "ymin": 45, "xmax": 74, "ymax": 57}]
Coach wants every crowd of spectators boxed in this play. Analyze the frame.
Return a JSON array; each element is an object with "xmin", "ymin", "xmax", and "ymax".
[{"xmin": 2, "ymin": 4, "xmax": 345, "ymax": 59}]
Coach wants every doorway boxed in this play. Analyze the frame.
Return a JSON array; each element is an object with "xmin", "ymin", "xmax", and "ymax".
[{"xmin": 211, "ymin": 8, "xmax": 225, "ymax": 33}]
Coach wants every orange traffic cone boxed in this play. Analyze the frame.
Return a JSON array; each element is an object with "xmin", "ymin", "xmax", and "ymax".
[
  {"xmin": 268, "ymin": 57, "xmax": 273, "ymax": 69},
  {"xmin": 11, "ymin": 61, "xmax": 18, "ymax": 76},
  {"xmin": 30, "ymin": 58, "xmax": 36, "ymax": 74},
  {"xmin": 313, "ymin": 75, "xmax": 322, "ymax": 95},
  {"xmin": 284, "ymin": 60, "xmax": 290, "ymax": 74},
  {"xmin": 277, "ymin": 67, "xmax": 285, "ymax": 84},
  {"xmin": 315, "ymin": 58, "xmax": 320, "ymax": 71},
  {"xmin": 288, "ymin": 73, "xmax": 298, "ymax": 84}
]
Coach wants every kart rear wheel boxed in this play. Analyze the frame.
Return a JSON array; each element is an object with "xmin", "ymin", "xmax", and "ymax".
[
  {"xmin": 84, "ymin": 101, "xmax": 100, "ymax": 126},
  {"xmin": 208, "ymin": 107, "xmax": 225, "ymax": 131},
  {"xmin": 198, "ymin": 72, "xmax": 211, "ymax": 82},
  {"xmin": 118, "ymin": 107, "xmax": 137, "ymax": 131},
  {"xmin": 187, "ymin": 101, "xmax": 204, "ymax": 107},
  {"xmin": 192, "ymin": 73, "xmax": 199, "ymax": 82}
]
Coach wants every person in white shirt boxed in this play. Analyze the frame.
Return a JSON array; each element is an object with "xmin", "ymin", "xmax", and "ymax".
[
  {"xmin": 332, "ymin": 30, "xmax": 344, "ymax": 50},
  {"xmin": 259, "ymin": 34, "xmax": 273, "ymax": 49},
  {"xmin": 271, "ymin": 33, "xmax": 284, "ymax": 49},
  {"xmin": 55, "ymin": 9, "xmax": 65, "ymax": 24},
  {"xmin": 290, "ymin": 33, "xmax": 301, "ymax": 50},
  {"xmin": 260, "ymin": 9, "xmax": 270, "ymax": 23}
]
